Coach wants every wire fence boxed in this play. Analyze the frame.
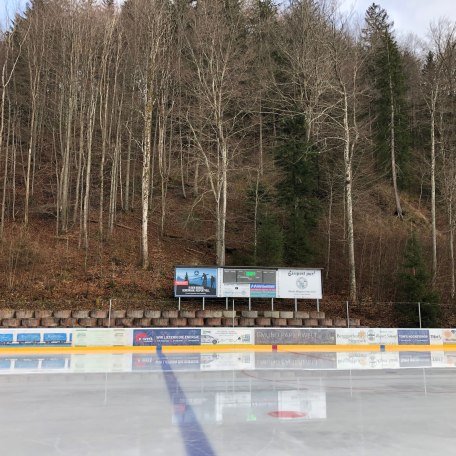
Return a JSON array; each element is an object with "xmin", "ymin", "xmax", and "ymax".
[{"xmin": 0, "ymin": 297, "xmax": 454, "ymax": 328}]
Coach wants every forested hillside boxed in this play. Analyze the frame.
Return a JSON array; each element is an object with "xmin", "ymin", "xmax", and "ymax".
[{"xmin": 0, "ymin": 0, "xmax": 455, "ymax": 306}]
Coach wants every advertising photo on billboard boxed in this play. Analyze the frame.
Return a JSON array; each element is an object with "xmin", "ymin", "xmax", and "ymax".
[{"xmin": 175, "ymin": 267, "xmax": 218, "ymax": 297}]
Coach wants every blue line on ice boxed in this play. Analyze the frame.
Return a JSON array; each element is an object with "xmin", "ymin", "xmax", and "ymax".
[{"xmin": 158, "ymin": 350, "xmax": 216, "ymax": 456}]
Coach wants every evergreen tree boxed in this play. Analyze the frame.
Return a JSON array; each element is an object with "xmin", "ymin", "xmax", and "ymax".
[
  {"xmin": 256, "ymin": 212, "xmax": 283, "ymax": 266},
  {"xmin": 396, "ymin": 232, "xmax": 440, "ymax": 327},
  {"xmin": 275, "ymin": 115, "xmax": 320, "ymax": 266},
  {"xmin": 363, "ymin": 3, "xmax": 410, "ymax": 190}
]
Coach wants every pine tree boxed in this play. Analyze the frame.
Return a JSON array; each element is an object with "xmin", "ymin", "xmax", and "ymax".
[
  {"xmin": 275, "ymin": 115, "xmax": 320, "ymax": 266},
  {"xmin": 256, "ymin": 213, "xmax": 283, "ymax": 266},
  {"xmin": 363, "ymin": 3, "xmax": 410, "ymax": 215},
  {"xmin": 396, "ymin": 232, "xmax": 440, "ymax": 327}
]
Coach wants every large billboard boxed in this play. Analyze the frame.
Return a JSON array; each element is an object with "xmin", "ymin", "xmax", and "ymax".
[
  {"xmin": 277, "ymin": 269, "xmax": 322, "ymax": 299},
  {"xmin": 174, "ymin": 267, "xmax": 218, "ymax": 297},
  {"xmin": 174, "ymin": 266, "xmax": 322, "ymax": 299}
]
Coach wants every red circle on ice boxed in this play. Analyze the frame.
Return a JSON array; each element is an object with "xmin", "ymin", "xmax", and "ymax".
[{"xmin": 268, "ymin": 411, "xmax": 307, "ymax": 419}]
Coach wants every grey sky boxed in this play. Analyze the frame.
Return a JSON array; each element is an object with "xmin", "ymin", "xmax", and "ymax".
[
  {"xmin": 339, "ymin": 0, "xmax": 456, "ymax": 39},
  {"xmin": 2, "ymin": 0, "xmax": 456, "ymax": 39}
]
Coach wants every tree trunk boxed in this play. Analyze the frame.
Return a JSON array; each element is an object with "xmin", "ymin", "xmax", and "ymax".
[
  {"xmin": 343, "ymin": 89, "xmax": 357, "ymax": 303},
  {"xmin": 430, "ymin": 106, "xmax": 437, "ymax": 284},
  {"xmin": 389, "ymin": 73, "xmax": 403, "ymax": 219}
]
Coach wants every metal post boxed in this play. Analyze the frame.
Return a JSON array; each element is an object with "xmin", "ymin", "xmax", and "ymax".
[
  {"xmin": 294, "ymin": 298, "xmax": 297, "ymax": 312},
  {"xmin": 108, "ymin": 299, "xmax": 112, "ymax": 328},
  {"xmin": 249, "ymin": 297, "xmax": 251, "ymax": 311},
  {"xmin": 226, "ymin": 297, "xmax": 228, "ymax": 310},
  {"xmin": 178, "ymin": 297, "xmax": 181, "ymax": 311},
  {"xmin": 317, "ymin": 299, "xmax": 320, "ymax": 312},
  {"xmin": 232, "ymin": 298, "xmax": 235, "ymax": 328},
  {"xmin": 271, "ymin": 298, "xmax": 274, "ymax": 311},
  {"xmin": 418, "ymin": 302, "xmax": 422, "ymax": 328},
  {"xmin": 346, "ymin": 301, "xmax": 350, "ymax": 328},
  {"xmin": 203, "ymin": 297, "xmax": 205, "ymax": 311}
]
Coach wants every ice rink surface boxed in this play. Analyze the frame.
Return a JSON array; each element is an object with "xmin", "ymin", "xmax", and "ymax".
[{"xmin": 0, "ymin": 350, "xmax": 455, "ymax": 455}]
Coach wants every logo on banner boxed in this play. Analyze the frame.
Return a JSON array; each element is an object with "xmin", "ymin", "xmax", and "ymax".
[{"xmin": 296, "ymin": 277, "xmax": 308, "ymax": 290}]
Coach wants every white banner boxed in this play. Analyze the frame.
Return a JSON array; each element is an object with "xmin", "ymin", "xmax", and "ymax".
[
  {"xmin": 277, "ymin": 269, "xmax": 322, "ymax": 299},
  {"xmin": 73, "ymin": 329, "xmax": 132, "ymax": 347},
  {"xmin": 201, "ymin": 328, "xmax": 254, "ymax": 345},
  {"xmin": 219, "ymin": 283, "xmax": 250, "ymax": 298}
]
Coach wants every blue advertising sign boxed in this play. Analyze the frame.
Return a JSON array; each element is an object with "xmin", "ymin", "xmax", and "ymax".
[
  {"xmin": 133, "ymin": 329, "xmax": 201, "ymax": 346},
  {"xmin": 174, "ymin": 267, "xmax": 218, "ymax": 297},
  {"xmin": 397, "ymin": 329, "xmax": 430, "ymax": 345},
  {"xmin": 0, "ymin": 334, "xmax": 13, "ymax": 345},
  {"xmin": 43, "ymin": 333, "xmax": 70, "ymax": 345},
  {"xmin": 17, "ymin": 333, "xmax": 41, "ymax": 345},
  {"xmin": 250, "ymin": 283, "xmax": 276, "ymax": 298}
]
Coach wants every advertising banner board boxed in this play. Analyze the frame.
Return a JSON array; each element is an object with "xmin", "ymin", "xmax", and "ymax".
[
  {"xmin": 442, "ymin": 329, "xmax": 456, "ymax": 344},
  {"xmin": 0, "ymin": 329, "xmax": 72, "ymax": 346},
  {"xmin": 220, "ymin": 283, "xmax": 250, "ymax": 298},
  {"xmin": 175, "ymin": 267, "xmax": 218, "ymax": 297},
  {"xmin": 276, "ymin": 269, "xmax": 322, "ymax": 299},
  {"xmin": 174, "ymin": 266, "xmax": 322, "ymax": 299},
  {"xmin": 73, "ymin": 329, "xmax": 132, "ymax": 347},
  {"xmin": 133, "ymin": 329, "xmax": 201, "ymax": 346},
  {"xmin": 201, "ymin": 328, "xmax": 254, "ymax": 345},
  {"xmin": 255, "ymin": 328, "xmax": 336, "ymax": 345},
  {"xmin": 397, "ymin": 329, "xmax": 430, "ymax": 345}
]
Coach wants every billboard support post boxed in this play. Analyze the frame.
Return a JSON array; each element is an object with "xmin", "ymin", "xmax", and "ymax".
[
  {"xmin": 249, "ymin": 297, "xmax": 251, "ymax": 311},
  {"xmin": 271, "ymin": 298, "xmax": 274, "ymax": 311},
  {"xmin": 226, "ymin": 297, "xmax": 228, "ymax": 310},
  {"xmin": 108, "ymin": 299, "xmax": 112, "ymax": 328},
  {"xmin": 294, "ymin": 298, "xmax": 297, "ymax": 312},
  {"xmin": 178, "ymin": 297, "xmax": 181, "ymax": 311},
  {"xmin": 203, "ymin": 297, "xmax": 205, "ymax": 310},
  {"xmin": 418, "ymin": 302, "xmax": 422, "ymax": 328},
  {"xmin": 232, "ymin": 298, "xmax": 235, "ymax": 328},
  {"xmin": 317, "ymin": 299, "xmax": 320, "ymax": 312}
]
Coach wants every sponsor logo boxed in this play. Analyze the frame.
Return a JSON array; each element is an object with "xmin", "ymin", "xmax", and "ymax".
[{"xmin": 296, "ymin": 277, "xmax": 308, "ymax": 290}]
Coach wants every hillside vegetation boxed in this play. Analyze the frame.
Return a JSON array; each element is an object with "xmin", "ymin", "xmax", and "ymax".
[{"xmin": 0, "ymin": 0, "xmax": 455, "ymax": 314}]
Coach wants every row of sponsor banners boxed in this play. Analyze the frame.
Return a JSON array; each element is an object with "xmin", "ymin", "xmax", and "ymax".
[
  {"xmin": 1, "ymin": 351, "xmax": 455, "ymax": 374},
  {"xmin": 0, "ymin": 328, "xmax": 456, "ymax": 347}
]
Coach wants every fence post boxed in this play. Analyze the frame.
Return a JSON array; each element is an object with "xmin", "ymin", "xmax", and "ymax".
[
  {"xmin": 249, "ymin": 297, "xmax": 251, "ymax": 311},
  {"xmin": 271, "ymin": 298, "xmax": 274, "ymax": 311},
  {"xmin": 178, "ymin": 297, "xmax": 181, "ymax": 311},
  {"xmin": 226, "ymin": 297, "xmax": 228, "ymax": 310},
  {"xmin": 418, "ymin": 302, "xmax": 422, "ymax": 328},
  {"xmin": 232, "ymin": 298, "xmax": 235, "ymax": 328},
  {"xmin": 346, "ymin": 301, "xmax": 350, "ymax": 328},
  {"xmin": 317, "ymin": 299, "xmax": 320, "ymax": 312},
  {"xmin": 295, "ymin": 298, "xmax": 297, "ymax": 312},
  {"xmin": 108, "ymin": 299, "xmax": 112, "ymax": 328}
]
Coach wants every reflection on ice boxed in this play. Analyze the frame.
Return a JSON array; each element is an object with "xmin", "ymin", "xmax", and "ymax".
[{"xmin": 0, "ymin": 350, "xmax": 455, "ymax": 375}]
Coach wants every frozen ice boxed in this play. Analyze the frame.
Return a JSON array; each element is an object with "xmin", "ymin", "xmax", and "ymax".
[{"xmin": 0, "ymin": 350, "xmax": 455, "ymax": 455}]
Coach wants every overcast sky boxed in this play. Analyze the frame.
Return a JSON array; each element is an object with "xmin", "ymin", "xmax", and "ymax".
[
  {"xmin": 339, "ymin": 0, "xmax": 456, "ymax": 40},
  {"xmin": 2, "ymin": 0, "xmax": 456, "ymax": 39}
]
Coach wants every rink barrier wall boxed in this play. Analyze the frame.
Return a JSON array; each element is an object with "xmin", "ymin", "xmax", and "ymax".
[{"xmin": 0, "ymin": 327, "xmax": 456, "ymax": 353}]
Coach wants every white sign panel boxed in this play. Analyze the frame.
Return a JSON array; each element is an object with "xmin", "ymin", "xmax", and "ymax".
[
  {"xmin": 201, "ymin": 328, "xmax": 254, "ymax": 345},
  {"xmin": 277, "ymin": 269, "xmax": 322, "ymax": 299},
  {"xmin": 73, "ymin": 329, "xmax": 132, "ymax": 347},
  {"xmin": 220, "ymin": 283, "xmax": 250, "ymax": 298}
]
